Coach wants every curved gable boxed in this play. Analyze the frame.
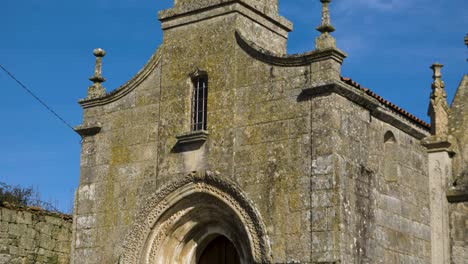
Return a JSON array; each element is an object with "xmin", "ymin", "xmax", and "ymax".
[{"xmin": 79, "ymin": 47, "xmax": 162, "ymax": 109}]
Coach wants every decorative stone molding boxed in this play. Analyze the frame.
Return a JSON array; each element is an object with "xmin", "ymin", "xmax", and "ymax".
[
  {"xmin": 176, "ymin": 130, "xmax": 209, "ymax": 145},
  {"xmin": 119, "ymin": 171, "xmax": 272, "ymax": 264},
  {"xmin": 189, "ymin": 68, "xmax": 208, "ymax": 79},
  {"xmin": 422, "ymin": 63, "xmax": 455, "ymax": 153},
  {"xmin": 236, "ymin": 31, "xmax": 346, "ymax": 67},
  {"xmin": 421, "ymin": 135, "xmax": 455, "ymax": 154}
]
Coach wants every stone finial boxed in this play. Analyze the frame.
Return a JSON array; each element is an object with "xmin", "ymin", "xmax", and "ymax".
[
  {"xmin": 315, "ymin": 0, "xmax": 336, "ymax": 50},
  {"xmin": 317, "ymin": 0, "xmax": 335, "ymax": 34},
  {"xmin": 428, "ymin": 63, "xmax": 450, "ymax": 136},
  {"xmin": 87, "ymin": 48, "xmax": 107, "ymax": 99}
]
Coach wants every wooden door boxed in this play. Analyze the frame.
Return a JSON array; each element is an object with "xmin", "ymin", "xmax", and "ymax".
[{"xmin": 198, "ymin": 236, "xmax": 240, "ymax": 264}]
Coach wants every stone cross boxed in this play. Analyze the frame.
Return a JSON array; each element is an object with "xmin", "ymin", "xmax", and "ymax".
[
  {"xmin": 429, "ymin": 63, "xmax": 450, "ymax": 136},
  {"xmin": 315, "ymin": 0, "xmax": 336, "ymax": 50},
  {"xmin": 87, "ymin": 48, "xmax": 107, "ymax": 99}
]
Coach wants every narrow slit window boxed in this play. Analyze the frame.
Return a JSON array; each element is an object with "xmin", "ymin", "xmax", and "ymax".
[{"xmin": 192, "ymin": 75, "xmax": 208, "ymax": 131}]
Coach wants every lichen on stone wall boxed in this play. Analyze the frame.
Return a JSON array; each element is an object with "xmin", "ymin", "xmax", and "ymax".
[
  {"xmin": 0, "ymin": 204, "xmax": 72, "ymax": 264},
  {"xmin": 72, "ymin": 1, "xmax": 446, "ymax": 263}
]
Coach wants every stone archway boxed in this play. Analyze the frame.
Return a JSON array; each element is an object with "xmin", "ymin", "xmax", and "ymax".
[{"xmin": 119, "ymin": 171, "xmax": 271, "ymax": 264}]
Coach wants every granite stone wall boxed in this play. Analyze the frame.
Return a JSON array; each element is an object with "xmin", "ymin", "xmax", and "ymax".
[
  {"xmin": 73, "ymin": 50, "xmax": 163, "ymax": 263},
  {"xmin": 73, "ymin": 0, "xmax": 440, "ymax": 263},
  {"xmin": 0, "ymin": 205, "xmax": 72, "ymax": 264},
  {"xmin": 449, "ymin": 75, "xmax": 468, "ymax": 186},
  {"xmin": 448, "ymin": 75, "xmax": 468, "ymax": 264},
  {"xmin": 73, "ymin": 10, "xmax": 328, "ymax": 261},
  {"xmin": 305, "ymin": 92, "xmax": 431, "ymax": 263}
]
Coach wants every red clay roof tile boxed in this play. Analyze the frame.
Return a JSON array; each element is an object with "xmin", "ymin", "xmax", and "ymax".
[{"xmin": 341, "ymin": 77, "xmax": 431, "ymax": 130}]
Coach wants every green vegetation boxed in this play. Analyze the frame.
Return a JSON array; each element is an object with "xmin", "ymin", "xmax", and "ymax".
[
  {"xmin": 0, "ymin": 181, "xmax": 59, "ymax": 212},
  {"xmin": 0, "ymin": 182, "xmax": 33, "ymax": 206}
]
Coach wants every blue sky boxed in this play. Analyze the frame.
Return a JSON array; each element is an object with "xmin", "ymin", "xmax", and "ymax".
[{"xmin": 1, "ymin": 0, "xmax": 466, "ymax": 213}]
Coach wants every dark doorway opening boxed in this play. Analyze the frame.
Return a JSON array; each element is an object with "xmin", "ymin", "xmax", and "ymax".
[{"xmin": 198, "ymin": 236, "xmax": 241, "ymax": 264}]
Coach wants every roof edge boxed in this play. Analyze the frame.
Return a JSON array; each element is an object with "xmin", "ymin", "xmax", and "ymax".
[
  {"xmin": 302, "ymin": 80, "xmax": 430, "ymax": 140},
  {"xmin": 341, "ymin": 77, "xmax": 431, "ymax": 130}
]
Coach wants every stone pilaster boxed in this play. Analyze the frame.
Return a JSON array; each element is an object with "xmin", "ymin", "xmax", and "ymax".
[
  {"xmin": 426, "ymin": 151, "xmax": 452, "ymax": 264},
  {"xmin": 422, "ymin": 63, "xmax": 453, "ymax": 264}
]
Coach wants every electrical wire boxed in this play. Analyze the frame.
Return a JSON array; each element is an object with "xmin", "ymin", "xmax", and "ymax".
[{"xmin": 0, "ymin": 64, "xmax": 76, "ymax": 132}]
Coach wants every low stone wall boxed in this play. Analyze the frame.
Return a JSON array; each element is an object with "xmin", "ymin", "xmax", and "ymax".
[{"xmin": 0, "ymin": 203, "xmax": 72, "ymax": 264}]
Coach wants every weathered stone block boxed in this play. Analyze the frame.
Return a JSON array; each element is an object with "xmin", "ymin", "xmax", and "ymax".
[
  {"xmin": 15, "ymin": 211, "xmax": 32, "ymax": 225},
  {"xmin": 0, "ymin": 207, "xmax": 72, "ymax": 263}
]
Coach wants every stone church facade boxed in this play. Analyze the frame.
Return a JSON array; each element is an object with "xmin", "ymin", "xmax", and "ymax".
[{"xmin": 71, "ymin": 1, "xmax": 467, "ymax": 263}]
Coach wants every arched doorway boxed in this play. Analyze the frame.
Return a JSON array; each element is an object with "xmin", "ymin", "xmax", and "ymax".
[
  {"xmin": 120, "ymin": 171, "xmax": 272, "ymax": 264},
  {"xmin": 198, "ymin": 236, "xmax": 240, "ymax": 264}
]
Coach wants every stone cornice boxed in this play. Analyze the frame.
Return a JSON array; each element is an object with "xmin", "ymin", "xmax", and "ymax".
[
  {"xmin": 74, "ymin": 123, "xmax": 102, "ymax": 138},
  {"xmin": 159, "ymin": 1, "xmax": 292, "ymax": 35},
  {"xmin": 447, "ymin": 187, "xmax": 468, "ymax": 203},
  {"xmin": 448, "ymin": 169, "xmax": 468, "ymax": 203},
  {"xmin": 421, "ymin": 135, "xmax": 455, "ymax": 154},
  {"xmin": 236, "ymin": 31, "xmax": 347, "ymax": 66},
  {"xmin": 302, "ymin": 81, "xmax": 431, "ymax": 140},
  {"xmin": 78, "ymin": 47, "xmax": 162, "ymax": 109},
  {"xmin": 176, "ymin": 130, "xmax": 209, "ymax": 145}
]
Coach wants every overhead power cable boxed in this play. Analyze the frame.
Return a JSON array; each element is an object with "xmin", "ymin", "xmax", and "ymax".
[{"xmin": 0, "ymin": 64, "xmax": 76, "ymax": 132}]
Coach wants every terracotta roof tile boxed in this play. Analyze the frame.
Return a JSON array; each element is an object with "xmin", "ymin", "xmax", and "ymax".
[{"xmin": 341, "ymin": 77, "xmax": 431, "ymax": 129}]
